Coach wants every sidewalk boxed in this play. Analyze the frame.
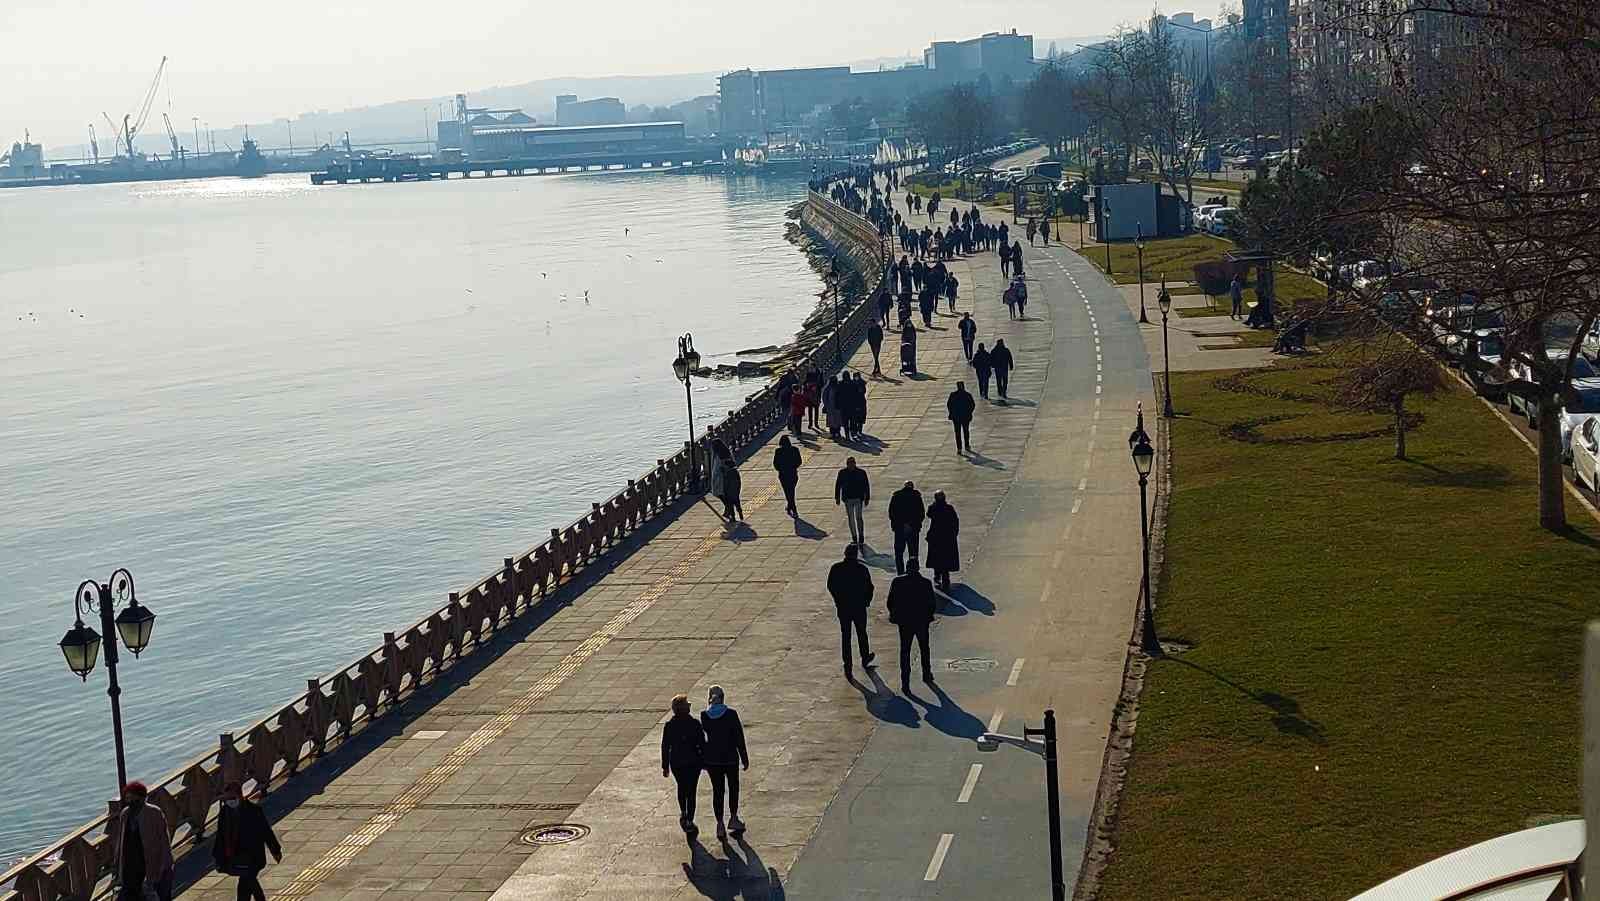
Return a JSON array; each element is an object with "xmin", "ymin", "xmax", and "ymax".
[{"xmin": 175, "ymin": 196, "xmax": 1077, "ymax": 901}]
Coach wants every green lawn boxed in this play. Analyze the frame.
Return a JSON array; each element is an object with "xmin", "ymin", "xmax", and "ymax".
[
  {"xmin": 1098, "ymin": 355, "xmax": 1598, "ymax": 901},
  {"xmin": 1074, "ymin": 233, "xmax": 1235, "ymax": 286}
]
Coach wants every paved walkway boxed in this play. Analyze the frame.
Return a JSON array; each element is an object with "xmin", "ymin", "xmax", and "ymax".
[{"xmin": 176, "ymin": 178, "xmax": 1150, "ymax": 901}]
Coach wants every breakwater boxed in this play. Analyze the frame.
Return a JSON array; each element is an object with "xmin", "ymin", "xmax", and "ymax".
[{"xmin": 0, "ymin": 191, "xmax": 888, "ymax": 901}]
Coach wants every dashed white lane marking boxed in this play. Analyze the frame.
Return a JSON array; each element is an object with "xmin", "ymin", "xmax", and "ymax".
[
  {"xmin": 1078, "ymin": 477, "xmax": 1088, "ymax": 490},
  {"xmin": 957, "ymin": 765, "xmax": 983, "ymax": 804},
  {"xmin": 1007, "ymin": 658, "xmax": 1026, "ymax": 686},
  {"xmin": 1096, "ymin": 385, "xmax": 1103, "ymax": 395},
  {"xmin": 1095, "ymin": 397, "xmax": 1102, "ymax": 407},
  {"xmin": 1039, "ymin": 577, "xmax": 1054, "ymax": 604},
  {"xmin": 925, "ymin": 834, "xmax": 955, "ymax": 881},
  {"xmin": 1053, "ymin": 548, "xmax": 1066, "ymax": 568},
  {"xmin": 1071, "ymin": 498, "xmax": 1083, "ymax": 515},
  {"xmin": 1094, "ymin": 409, "xmax": 1102, "ymax": 421},
  {"xmin": 988, "ymin": 708, "xmax": 1005, "ymax": 733}
]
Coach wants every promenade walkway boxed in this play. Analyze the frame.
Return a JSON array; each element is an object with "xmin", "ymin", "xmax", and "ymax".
[{"xmin": 174, "ymin": 181, "xmax": 1150, "ymax": 901}]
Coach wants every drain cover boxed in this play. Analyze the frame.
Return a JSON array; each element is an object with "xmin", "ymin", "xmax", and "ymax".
[{"xmin": 520, "ymin": 824, "xmax": 589, "ymax": 846}]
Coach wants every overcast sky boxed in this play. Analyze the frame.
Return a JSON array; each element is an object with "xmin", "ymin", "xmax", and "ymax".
[{"xmin": 3, "ymin": 1, "xmax": 1203, "ymax": 147}]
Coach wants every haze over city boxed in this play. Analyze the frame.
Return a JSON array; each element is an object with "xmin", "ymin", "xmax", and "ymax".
[{"xmin": 2, "ymin": 0, "xmax": 1175, "ymax": 146}]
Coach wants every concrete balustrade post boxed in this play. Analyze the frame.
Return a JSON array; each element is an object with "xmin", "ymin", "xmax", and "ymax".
[
  {"xmin": 382, "ymin": 632, "xmax": 402, "ymax": 702},
  {"xmin": 503, "ymin": 557, "xmax": 517, "ymax": 616},
  {"xmin": 219, "ymin": 732, "xmax": 241, "ymax": 789}
]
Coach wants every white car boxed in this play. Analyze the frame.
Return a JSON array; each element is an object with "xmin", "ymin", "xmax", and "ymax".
[
  {"xmin": 1192, "ymin": 203, "xmax": 1226, "ymax": 231},
  {"xmin": 1205, "ymin": 208, "xmax": 1238, "ymax": 236},
  {"xmin": 1575, "ymin": 418, "xmax": 1600, "ymax": 490},
  {"xmin": 1507, "ymin": 354, "xmax": 1600, "ymax": 459}
]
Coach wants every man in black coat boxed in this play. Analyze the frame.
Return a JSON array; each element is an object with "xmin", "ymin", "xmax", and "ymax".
[
  {"xmin": 958, "ymin": 312, "xmax": 977, "ymax": 361},
  {"xmin": 212, "ymin": 781, "xmax": 282, "ymax": 901},
  {"xmin": 867, "ymin": 322, "xmax": 884, "ymax": 375},
  {"xmin": 827, "ymin": 544, "xmax": 877, "ymax": 677},
  {"xmin": 991, "ymin": 339, "xmax": 1015, "ymax": 401},
  {"xmin": 835, "ymin": 457, "xmax": 871, "ymax": 546},
  {"xmin": 887, "ymin": 562, "xmax": 938, "ymax": 691},
  {"xmin": 888, "ymin": 480, "xmax": 926, "ymax": 575},
  {"xmin": 947, "ymin": 382, "xmax": 976, "ymax": 454}
]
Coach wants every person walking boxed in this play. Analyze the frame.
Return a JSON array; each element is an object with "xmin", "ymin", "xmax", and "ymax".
[
  {"xmin": 788, "ymin": 384, "xmax": 807, "ymax": 436},
  {"xmin": 1026, "ymin": 220, "xmax": 1037, "ymax": 246},
  {"xmin": 888, "ymin": 480, "xmax": 926, "ymax": 575},
  {"xmin": 712, "ymin": 442, "xmax": 744, "ymax": 522},
  {"xmin": 1013, "ymin": 278, "xmax": 1029, "ymax": 319},
  {"xmin": 1230, "ymin": 272, "xmax": 1245, "ymax": 319},
  {"xmin": 662, "ymin": 695, "xmax": 706, "ymax": 836},
  {"xmin": 827, "ymin": 544, "xmax": 877, "ymax": 678},
  {"xmin": 958, "ymin": 312, "xmax": 977, "ymax": 361},
  {"xmin": 835, "ymin": 457, "xmax": 871, "ymax": 546},
  {"xmin": 1011, "ymin": 241, "xmax": 1026, "ymax": 279},
  {"xmin": 900, "ymin": 330, "xmax": 918, "ymax": 376},
  {"xmin": 945, "ymin": 273, "xmax": 959, "ymax": 312},
  {"xmin": 851, "ymin": 372, "xmax": 869, "ymax": 438},
  {"xmin": 925, "ymin": 491, "xmax": 960, "ymax": 592},
  {"xmin": 821, "ymin": 375, "xmax": 840, "ymax": 439},
  {"xmin": 211, "ymin": 781, "xmax": 282, "ymax": 901},
  {"xmin": 999, "ymin": 242, "xmax": 1011, "ymax": 279},
  {"xmin": 867, "ymin": 322, "xmax": 884, "ymax": 374},
  {"xmin": 887, "ymin": 562, "xmax": 937, "ymax": 691},
  {"xmin": 773, "ymin": 435, "xmax": 802, "ymax": 516},
  {"xmin": 803, "ymin": 376, "xmax": 822, "ymax": 431},
  {"xmin": 971, "ymin": 342, "xmax": 993, "ymax": 399},
  {"xmin": 991, "ymin": 339, "xmax": 1015, "ymax": 401},
  {"xmin": 700, "ymin": 686, "xmax": 749, "ymax": 842},
  {"xmin": 878, "ymin": 290, "xmax": 893, "ymax": 329},
  {"xmin": 947, "ymin": 382, "xmax": 976, "ymax": 454},
  {"xmin": 1039, "ymin": 217, "xmax": 1051, "ymax": 245},
  {"xmin": 112, "ymin": 781, "xmax": 176, "ymax": 901}
]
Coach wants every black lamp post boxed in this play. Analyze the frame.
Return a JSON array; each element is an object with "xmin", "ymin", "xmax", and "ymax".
[
  {"xmin": 672, "ymin": 334, "xmax": 703, "ymax": 490},
  {"xmin": 1158, "ymin": 276, "xmax": 1175, "ymax": 417},
  {"xmin": 977, "ymin": 709, "xmax": 1066, "ymax": 901},
  {"xmin": 59, "ymin": 569, "xmax": 157, "ymax": 791},
  {"xmin": 829, "ymin": 255, "xmax": 843, "ymax": 368},
  {"xmin": 1130, "ymin": 434, "xmax": 1162, "ymax": 658},
  {"xmin": 1102, "ymin": 201, "xmax": 1113, "ymax": 275},
  {"xmin": 1135, "ymin": 222, "xmax": 1149, "ymax": 324}
]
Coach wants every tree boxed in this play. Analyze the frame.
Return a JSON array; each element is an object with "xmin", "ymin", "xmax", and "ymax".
[
  {"xmin": 1021, "ymin": 63, "xmax": 1080, "ymax": 158},
  {"xmin": 905, "ymin": 81, "xmax": 1001, "ymax": 164},
  {"xmin": 1299, "ymin": 1, "xmax": 1600, "ymax": 530},
  {"xmin": 1333, "ymin": 335, "xmax": 1444, "ymax": 461}
]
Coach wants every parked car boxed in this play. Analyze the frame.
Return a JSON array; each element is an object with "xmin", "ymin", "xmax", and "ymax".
[
  {"xmin": 1206, "ymin": 208, "xmax": 1239, "ymax": 236},
  {"xmin": 1507, "ymin": 353, "xmax": 1600, "ymax": 459},
  {"xmin": 1573, "ymin": 418, "xmax": 1600, "ymax": 491},
  {"xmin": 1192, "ymin": 203, "xmax": 1227, "ymax": 231},
  {"xmin": 1462, "ymin": 331, "xmax": 1508, "ymax": 399},
  {"xmin": 1351, "ymin": 261, "xmax": 1396, "ymax": 296}
]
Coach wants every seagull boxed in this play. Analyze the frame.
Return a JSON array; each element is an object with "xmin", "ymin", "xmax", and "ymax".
[
  {"xmin": 624, "ymin": 227, "xmax": 630, "ymax": 236},
  {"xmin": 625, "ymin": 254, "xmax": 633, "ymax": 259},
  {"xmin": 541, "ymin": 272, "xmax": 548, "ymax": 278}
]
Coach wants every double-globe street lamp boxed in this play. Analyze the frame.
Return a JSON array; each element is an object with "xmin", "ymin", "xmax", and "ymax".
[
  {"xmin": 671, "ymin": 334, "xmax": 704, "ymax": 491},
  {"xmin": 1135, "ymin": 222, "xmax": 1149, "ymax": 324},
  {"xmin": 1129, "ymin": 416, "xmax": 1162, "ymax": 658},
  {"xmin": 58, "ymin": 568, "xmax": 158, "ymax": 790}
]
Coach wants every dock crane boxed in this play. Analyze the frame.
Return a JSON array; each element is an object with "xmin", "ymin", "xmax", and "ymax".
[
  {"xmin": 102, "ymin": 112, "xmax": 124, "ymax": 156},
  {"xmin": 162, "ymin": 112, "xmax": 183, "ymax": 166},
  {"xmin": 89, "ymin": 124, "xmax": 100, "ymax": 163},
  {"xmin": 112, "ymin": 56, "xmax": 167, "ymax": 160}
]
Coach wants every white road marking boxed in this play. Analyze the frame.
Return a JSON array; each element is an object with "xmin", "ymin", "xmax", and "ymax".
[
  {"xmin": 1096, "ymin": 385, "xmax": 1103, "ymax": 395},
  {"xmin": 957, "ymin": 765, "xmax": 983, "ymax": 803},
  {"xmin": 1052, "ymin": 548, "xmax": 1066, "ymax": 568},
  {"xmin": 1077, "ymin": 477, "xmax": 1088, "ymax": 490},
  {"xmin": 1007, "ymin": 658, "xmax": 1026, "ymax": 686},
  {"xmin": 1071, "ymin": 498, "xmax": 1083, "ymax": 514},
  {"xmin": 988, "ymin": 708, "xmax": 1005, "ymax": 733},
  {"xmin": 925, "ymin": 834, "xmax": 955, "ymax": 881},
  {"xmin": 1093, "ymin": 409, "xmax": 1102, "ymax": 420},
  {"xmin": 1095, "ymin": 397, "xmax": 1102, "ymax": 407}
]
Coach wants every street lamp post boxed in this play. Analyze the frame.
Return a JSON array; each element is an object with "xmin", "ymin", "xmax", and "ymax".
[
  {"xmin": 977, "ymin": 709, "xmax": 1066, "ymax": 901},
  {"xmin": 1130, "ymin": 431, "xmax": 1162, "ymax": 658},
  {"xmin": 672, "ymin": 334, "xmax": 703, "ymax": 490},
  {"xmin": 829, "ymin": 255, "xmax": 843, "ymax": 368},
  {"xmin": 1158, "ymin": 277, "xmax": 1175, "ymax": 417},
  {"xmin": 1102, "ymin": 201, "xmax": 1113, "ymax": 276},
  {"xmin": 1135, "ymin": 223, "xmax": 1149, "ymax": 324},
  {"xmin": 58, "ymin": 569, "xmax": 158, "ymax": 790}
]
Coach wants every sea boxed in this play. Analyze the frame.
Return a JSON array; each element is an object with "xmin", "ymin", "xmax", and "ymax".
[{"xmin": 0, "ymin": 168, "xmax": 821, "ymax": 868}]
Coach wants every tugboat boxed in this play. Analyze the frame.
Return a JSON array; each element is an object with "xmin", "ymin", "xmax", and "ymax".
[{"xmin": 237, "ymin": 138, "xmax": 266, "ymax": 178}]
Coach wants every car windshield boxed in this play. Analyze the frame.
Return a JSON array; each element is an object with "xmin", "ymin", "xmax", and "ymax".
[{"xmin": 1569, "ymin": 389, "xmax": 1600, "ymax": 413}]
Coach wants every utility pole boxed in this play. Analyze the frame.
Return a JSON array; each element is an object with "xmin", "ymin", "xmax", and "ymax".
[{"xmin": 192, "ymin": 118, "xmax": 200, "ymax": 157}]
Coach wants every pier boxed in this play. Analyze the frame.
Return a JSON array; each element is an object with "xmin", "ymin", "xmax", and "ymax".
[{"xmin": 308, "ymin": 151, "xmax": 722, "ymax": 185}]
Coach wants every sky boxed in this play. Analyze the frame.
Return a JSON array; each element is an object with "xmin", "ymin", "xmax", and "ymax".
[{"xmin": 2, "ymin": 0, "xmax": 1202, "ymax": 148}]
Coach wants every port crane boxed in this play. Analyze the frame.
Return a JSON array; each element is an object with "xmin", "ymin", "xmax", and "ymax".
[
  {"xmin": 162, "ymin": 112, "xmax": 183, "ymax": 165},
  {"xmin": 89, "ymin": 124, "xmax": 100, "ymax": 163},
  {"xmin": 108, "ymin": 56, "xmax": 168, "ymax": 160}
]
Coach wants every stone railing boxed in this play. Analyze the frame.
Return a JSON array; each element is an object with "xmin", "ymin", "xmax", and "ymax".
[{"xmin": 0, "ymin": 191, "xmax": 889, "ymax": 901}]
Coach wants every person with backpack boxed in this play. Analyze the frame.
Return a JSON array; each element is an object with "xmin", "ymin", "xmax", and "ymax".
[
  {"xmin": 662, "ymin": 695, "xmax": 706, "ymax": 836},
  {"xmin": 958, "ymin": 313, "xmax": 977, "ymax": 361},
  {"xmin": 700, "ymin": 686, "xmax": 749, "ymax": 842},
  {"xmin": 773, "ymin": 435, "xmax": 802, "ymax": 516}
]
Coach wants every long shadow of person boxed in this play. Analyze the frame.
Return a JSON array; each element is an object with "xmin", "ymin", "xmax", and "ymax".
[
  {"xmin": 850, "ymin": 667, "xmax": 920, "ymax": 728},
  {"xmin": 911, "ymin": 682, "xmax": 987, "ymax": 739},
  {"xmin": 724, "ymin": 522, "xmax": 759, "ymax": 543},
  {"xmin": 965, "ymin": 451, "xmax": 1007, "ymax": 470},
  {"xmin": 944, "ymin": 584, "xmax": 997, "ymax": 615},
  {"xmin": 683, "ymin": 836, "xmax": 786, "ymax": 899},
  {"xmin": 792, "ymin": 516, "xmax": 828, "ymax": 540}
]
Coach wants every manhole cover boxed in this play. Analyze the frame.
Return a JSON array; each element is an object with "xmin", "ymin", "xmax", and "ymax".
[{"xmin": 520, "ymin": 824, "xmax": 589, "ymax": 846}]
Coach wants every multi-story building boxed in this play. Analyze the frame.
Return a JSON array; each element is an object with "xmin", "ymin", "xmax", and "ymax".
[{"xmin": 923, "ymin": 30, "xmax": 1036, "ymax": 83}]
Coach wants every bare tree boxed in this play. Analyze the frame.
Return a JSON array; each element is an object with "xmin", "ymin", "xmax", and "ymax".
[{"xmin": 1333, "ymin": 333, "xmax": 1444, "ymax": 460}]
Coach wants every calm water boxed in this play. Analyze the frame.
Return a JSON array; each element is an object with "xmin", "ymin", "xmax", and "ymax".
[{"xmin": 0, "ymin": 170, "xmax": 819, "ymax": 866}]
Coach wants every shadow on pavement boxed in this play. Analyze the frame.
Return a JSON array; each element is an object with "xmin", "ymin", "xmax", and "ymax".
[
  {"xmin": 852, "ymin": 668, "xmax": 920, "ymax": 728},
  {"xmin": 792, "ymin": 516, "xmax": 828, "ymax": 540},
  {"xmin": 912, "ymin": 682, "xmax": 987, "ymax": 739},
  {"xmin": 683, "ymin": 835, "xmax": 787, "ymax": 900},
  {"xmin": 724, "ymin": 522, "xmax": 758, "ymax": 543},
  {"xmin": 965, "ymin": 451, "xmax": 1007, "ymax": 470},
  {"xmin": 999, "ymin": 397, "xmax": 1038, "ymax": 408},
  {"xmin": 944, "ymin": 584, "xmax": 996, "ymax": 616}
]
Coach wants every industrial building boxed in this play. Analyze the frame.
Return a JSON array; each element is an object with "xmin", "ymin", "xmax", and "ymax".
[
  {"xmin": 717, "ymin": 29, "xmax": 1040, "ymax": 139},
  {"xmin": 436, "ymin": 97, "xmax": 687, "ymax": 161},
  {"xmin": 556, "ymin": 95, "xmax": 627, "ymax": 127}
]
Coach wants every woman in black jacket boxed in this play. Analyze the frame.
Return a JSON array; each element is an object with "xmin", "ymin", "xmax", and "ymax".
[
  {"xmin": 700, "ymin": 685, "xmax": 750, "ymax": 842},
  {"xmin": 773, "ymin": 436, "xmax": 802, "ymax": 516},
  {"xmin": 661, "ymin": 694, "xmax": 706, "ymax": 835},
  {"xmin": 212, "ymin": 781, "xmax": 282, "ymax": 901},
  {"xmin": 925, "ymin": 491, "xmax": 961, "ymax": 592}
]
